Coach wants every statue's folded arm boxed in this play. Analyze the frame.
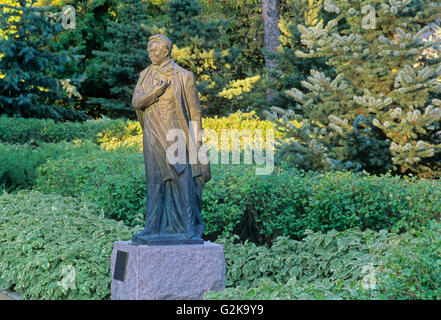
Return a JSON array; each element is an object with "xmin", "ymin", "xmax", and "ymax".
[{"xmin": 132, "ymin": 88, "xmax": 158, "ymax": 111}]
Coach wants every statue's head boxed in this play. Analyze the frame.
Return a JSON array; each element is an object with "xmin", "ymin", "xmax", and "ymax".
[{"xmin": 147, "ymin": 34, "xmax": 172, "ymax": 66}]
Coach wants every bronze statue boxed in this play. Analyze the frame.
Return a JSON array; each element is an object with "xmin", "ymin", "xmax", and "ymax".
[{"xmin": 131, "ymin": 34, "xmax": 210, "ymax": 245}]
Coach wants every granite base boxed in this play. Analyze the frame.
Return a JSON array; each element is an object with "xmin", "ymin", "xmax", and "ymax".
[{"xmin": 110, "ymin": 241, "xmax": 225, "ymax": 300}]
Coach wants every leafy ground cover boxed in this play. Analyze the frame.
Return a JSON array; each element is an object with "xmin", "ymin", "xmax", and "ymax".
[{"xmin": 0, "ymin": 190, "xmax": 137, "ymax": 300}]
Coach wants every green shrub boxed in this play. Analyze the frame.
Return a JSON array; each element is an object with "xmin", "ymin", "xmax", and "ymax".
[
  {"xmin": 95, "ymin": 120, "xmax": 142, "ymax": 146},
  {"xmin": 377, "ymin": 221, "xmax": 441, "ymax": 300},
  {"xmin": 36, "ymin": 145, "xmax": 441, "ymax": 243},
  {"xmin": 0, "ymin": 142, "xmax": 100, "ymax": 192},
  {"xmin": 36, "ymin": 148, "xmax": 146, "ymax": 227},
  {"xmin": 0, "ymin": 117, "xmax": 125, "ymax": 144},
  {"xmin": 204, "ymin": 166, "xmax": 441, "ymax": 243},
  {"xmin": 299, "ymin": 171, "xmax": 441, "ymax": 234},
  {"xmin": 0, "ymin": 190, "xmax": 137, "ymax": 300},
  {"xmin": 97, "ymin": 111, "xmax": 285, "ymax": 152},
  {"xmin": 0, "ymin": 113, "xmax": 281, "ymax": 150},
  {"xmin": 201, "ymin": 164, "xmax": 306, "ymax": 243}
]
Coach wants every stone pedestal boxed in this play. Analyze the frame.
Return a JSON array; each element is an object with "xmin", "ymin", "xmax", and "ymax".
[{"xmin": 110, "ymin": 241, "xmax": 226, "ymax": 300}]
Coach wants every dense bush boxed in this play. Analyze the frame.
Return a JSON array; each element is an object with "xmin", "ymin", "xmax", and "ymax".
[
  {"xmin": 0, "ymin": 142, "xmax": 100, "ymax": 192},
  {"xmin": 377, "ymin": 221, "xmax": 441, "ymax": 300},
  {"xmin": 0, "ymin": 117, "xmax": 126, "ymax": 144},
  {"xmin": 95, "ymin": 120, "xmax": 142, "ymax": 145},
  {"xmin": 205, "ymin": 165, "xmax": 441, "ymax": 243},
  {"xmin": 0, "ymin": 190, "xmax": 136, "ymax": 300},
  {"xmin": 36, "ymin": 148, "xmax": 147, "ymax": 227},
  {"xmin": 98, "ymin": 111, "xmax": 286, "ymax": 152},
  {"xmin": 0, "ymin": 112, "xmax": 283, "ymax": 149},
  {"xmin": 36, "ymin": 146, "xmax": 441, "ymax": 244},
  {"xmin": 202, "ymin": 111, "xmax": 288, "ymax": 151}
]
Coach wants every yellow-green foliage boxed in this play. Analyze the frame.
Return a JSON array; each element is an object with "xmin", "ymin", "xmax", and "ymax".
[
  {"xmin": 99, "ymin": 111, "xmax": 299, "ymax": 152},
  {"xmin": 218, "ymin": 76, "xmax": 261, "ymax": 100},
  {"xmin": 96, "ymin": 120, "xmax": 142, "ymax": 145},
  {"xmin": 202, "ymin": 0, "xmax": 260, "ymax": 9},
  {"xmin": 202, "ymin": 111, "xmax": 275, "ymax": 131},
  {"xmin": 172, "ymin": 45, "xmax": 217, "ymax": 77},
  {"xmin": 0, "ymin": 0, "xmax": 19, "ymax": 40},
  {"xmin": 99, "ymin": 135, "xmax": 143, "ymax": 152},
  {"xmin": 0, "ymin": 0, "xmax": 19, "ymax": 80},
  {"xmin": 203, "ymin": 111, "xmax": 283, "ymax": 151}
]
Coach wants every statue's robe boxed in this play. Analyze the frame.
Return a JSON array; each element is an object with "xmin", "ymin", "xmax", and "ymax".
[{"xmin": 131, "ymin": 59, "xmax": 210, "ymax": 242}]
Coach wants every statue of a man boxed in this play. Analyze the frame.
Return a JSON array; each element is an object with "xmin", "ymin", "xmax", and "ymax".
[{"xmin": 131, "ymin": 34, "xmax": 210, "ymax": 245}]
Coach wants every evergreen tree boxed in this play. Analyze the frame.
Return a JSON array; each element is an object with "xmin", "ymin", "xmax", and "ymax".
[
  {"xmin": 0, "ymin": 0, "xmax": 86, "ymax": 120},
  {"xmin": 40, "ymin": 0, "xmax": 124, "ymax": 118},
  {"xmin": 201, "ymin": 0, "xmax": 265, "ymax": 78},
  {"xmin": 267, "ymin": 0, "xmax": 441, "ymax": 178},
  {"xmin": 270, "ymin": 0, "xmax": 334, "ymax": 112},
  {"xmin": 88, "ymin": 0, "xmax": 153, "ymax": 118}
]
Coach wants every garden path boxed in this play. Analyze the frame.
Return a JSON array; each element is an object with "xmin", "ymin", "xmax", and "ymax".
[{"xmin": 0, "ymin": 291, "xmax": 20, "ymax": 300}]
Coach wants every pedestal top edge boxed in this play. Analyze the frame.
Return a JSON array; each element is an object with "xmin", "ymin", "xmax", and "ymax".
[{"xmin": 113, "ymin": 240, "xmax": 224, "ymax": 248}]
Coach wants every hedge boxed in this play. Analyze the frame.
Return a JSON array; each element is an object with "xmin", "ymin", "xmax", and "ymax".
[
  {"xmin": 36, "ymin": 147, "xmax": 441, "ymax": 244},
  {"xmin": 0, "ymin": 112, "xmax": 283, "ymax": 148},
  {"xmin": 0, "ymin": 141, "xmax": 100, "ymax": 192},
  {"xmin": 0, "ymin": 117, "xmax": 127, "ymax": 144},
  {"xmin": 98, "ymin": 111, "xmax": 284, "ymax": 152},
  {"xmin": 36, "ymin": 148, "xmax": 147, "ymax": 227},
  {"xmin": 377, "ymin": 220, "xmax": 441, "ymax": 299}
]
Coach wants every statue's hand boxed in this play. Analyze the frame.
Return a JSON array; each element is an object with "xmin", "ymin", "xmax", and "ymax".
[{"xmin": 153, "ymin": 80, "xmax": 171, "ymax": 99}]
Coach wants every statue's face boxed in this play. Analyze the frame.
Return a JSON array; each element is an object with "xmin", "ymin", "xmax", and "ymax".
[{"xmin": 147, "ymin": 41, "xmax": 169, "ymax": 66}]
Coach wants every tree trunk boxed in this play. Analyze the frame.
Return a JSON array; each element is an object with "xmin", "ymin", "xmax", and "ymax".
[{"xmin": 261, "ymin": 0, "xmax": 281, "ymax": 102}]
